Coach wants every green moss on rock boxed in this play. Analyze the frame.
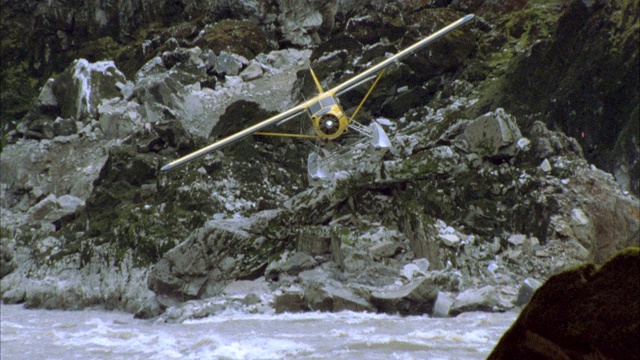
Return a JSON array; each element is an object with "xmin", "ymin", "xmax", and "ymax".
[
  {"xmin": 0, "ymin": 61, "xmax": 39, "ymax": 130},
  {"xmin": 194, "ymin": 20, "xmax": 271, "ymax": 59}
]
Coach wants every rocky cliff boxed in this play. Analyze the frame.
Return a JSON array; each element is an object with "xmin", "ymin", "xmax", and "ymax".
[{"xmin": 1, "ymin": 0, "xmax": 638, "ymax": 321}]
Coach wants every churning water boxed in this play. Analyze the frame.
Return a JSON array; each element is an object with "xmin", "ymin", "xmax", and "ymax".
[{"xmin": 1, "ymin": 304, "xmax": 516, "ymax": 359}]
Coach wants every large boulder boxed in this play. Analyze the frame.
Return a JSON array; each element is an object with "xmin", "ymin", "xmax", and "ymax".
[
  {"xmin": 17, "ymin": 59, "xmax": 128, "ymax": 139},
  {"xmin": 370, "ymin": 277, "xmax": 438, "ymax": 316},
  {"xmin": 563, "ymin": 166, "xmax": 640, "ymax": 264},
  {"xmin": 26, "ymin": 194, "xmax": 85, "ymax": 223},
  {"xmin": 147, "ymin": 210, "xmax": 291, "ymax": 301},
  {"xmin": 133, "ymin": 66, "xmax": 218, "ymax": 139},
  {"xmin": 303, "ymin": 281, "xmax": 373, "ymax": 313},
  {"xmin": 460, "ymin": 108, "xmax": 523, "ymax": 159},
  {"xmin": 274, "ymin": 285, "xmax": 309, "ymax": 313},
  {"xmin": 488, "ymin": 248, "xmax": 640, "ymax": 359},
  {"xmin": 52, "ymin": 59, "xmax": 127, "ymax": 121},
  {"xmin": 0, "ymin": 137, "xmax": 109, "ymax": 213},
  {"xmin": 97, "ymin": 97, "xmax": 143, "ymax": 139},
  {"xmin": 275, "ymin": 0, "xmax": 337, "ymax": 46},
  {"xmin": 449, "ymin": 285, "xmax": 510, "ymax": 316},
  {"xmin": 265, "ymin": 251, "xmax": 318, "ymax": 279}
]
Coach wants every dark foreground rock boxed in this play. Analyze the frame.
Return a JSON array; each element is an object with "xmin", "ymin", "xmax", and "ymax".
[{"xmin": 488, "ymin": 247, "xmax": 640, "ymax": 359}]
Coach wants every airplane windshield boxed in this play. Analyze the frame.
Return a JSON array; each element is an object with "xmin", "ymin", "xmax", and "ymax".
[
  {"xmin": 309, "ymin": 96, "xmax": 337, "ymax": 116},
  {"xmin": 320, "ymin": 97, "xmax": 336, "ymax": 107},
  {"xmin": 309, "ymin": 101, "xmax": 321, "ymax": 115}
]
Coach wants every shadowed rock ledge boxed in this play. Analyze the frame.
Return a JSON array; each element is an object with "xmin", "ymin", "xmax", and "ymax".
[{"xmin": 488, "ymin": 247, "xmax": 640, "ymax": 359}]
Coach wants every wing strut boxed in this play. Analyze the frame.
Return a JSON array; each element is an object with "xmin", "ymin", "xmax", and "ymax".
[
  {"xmin": 309, "ymin": 67, "xmax": 324, "ymax": 93},
  {"xmin": 348, "ymin": 69, "xmax": 385, "ymax": 124}
]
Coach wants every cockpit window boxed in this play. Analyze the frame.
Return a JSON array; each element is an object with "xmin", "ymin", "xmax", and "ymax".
[
  {"xmin": 308, "ymin": 96, "xmax": 337, "ymax": 116},
  {"xmin": 309, "ymin": 101, "xmax": 321, "ymax": 115},
  {"xmin": 320, "ymin": 96, "xmax": 336, "ymax": 108}
]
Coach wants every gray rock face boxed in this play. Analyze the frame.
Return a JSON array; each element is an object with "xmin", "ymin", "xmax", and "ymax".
[
  {"xmin": 26, "ymin": 194, "xmax": 85, "ymax": 223},
  {"xmin": 52, "ymin": 117, "xmax": 78, "ymax": 137},
  {"xmin": 275, "ymin": 0, "xmax": 337, "ymax": 46},
  {"xmin": 450, "ymin": 286, "xmax": 512, "ymax": 316},
  {"xmin": 569, "ymin": 208, "xmax": 594, "ymax": 250},
  {"xmin": 215, "ymin": 52, "xmax": 248, "ymax": 77},
  {"xmin": 514, "ymin": 278, "xmax": 542, "ymax": 306},
  {"xmin": 98, "ymin": 98, "xmax": 142, "ymax": 139},
  {"xmin": 296, "ymin": 226, "xmax": 332, "ymax": 256},
  {"xmin": 460, "ymin": 108, "xmax": 522, "ymax": 158},
  {"xmin": 240, "ymin": 61, "xmax": 264, "ymax": 81},
  {"xmin": 148, "ymin": 210, "xmax": 284, "ymax": 300},
  {"xmin": 274, "ymin": 286, "xmax": 308, "ymax": 313},
  {"xmin": 370, "ymin": 240, "xmax": 403, "ymax": 260},
  {"xmin": 133, "ymin": 73, "xmax": 216, "ymax": 139},
  {"xmin": 0, "ymin": 238, "xmax": 17, "ymax": 278},
  {"xmin": 266, "ymin": 251, "xmax": 319, "ymax": 279},
  {"xmin": 52, "ymin": 59, "xmax": 127, "ymax": 121},
  {"xmin": 371, "ymin": 277, "xmax": 438, "ymax": 316},
  {"xmin": 1, "ymin": 247, "xmax": 160, "ymax": 317},
  {"xmin": 1, "ymin": 137, "xmax": 108, "ymax": 212},
  {"xmin": 432, "ymin": 291, "xmax": 454, "ymax": 318},
  {"xmin": 303, "ymin": 281, "xmax": 373, "ymax": 312}
]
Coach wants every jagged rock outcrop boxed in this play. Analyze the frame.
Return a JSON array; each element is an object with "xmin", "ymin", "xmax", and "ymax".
[
  {"xmin": 488, "ymin": 248, "xmax": 640, "ymax": 359},
  {"xmin": 472, "ymin": 0, "xmax": 640, "ymax": 194},
  {"xmin": 0, "ymin": 238, "xmax": 17, "ymax": 278},
  {"xmin": 370, "ymin": 277, "xmax": 439, "ymax": 316},
  {"xmin": 147, "ymin": 210, "xmax": 289, "ymax": 301},
  {"xmin": 450, "ymin": 285, "xmax": 511, "ymax": 316},
  {"xmin": 460, "ymin": 108, "xmax": 522, "ymax": 159}
]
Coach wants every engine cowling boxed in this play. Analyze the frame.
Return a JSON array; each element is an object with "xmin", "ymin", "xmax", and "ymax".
[
  {"xmin": 318, "ymin": 114, "xmax": 340, "ymax": 136},
  {"xmin": 311, "ymin": 104, "xmax": 348, "ymax": 140}
]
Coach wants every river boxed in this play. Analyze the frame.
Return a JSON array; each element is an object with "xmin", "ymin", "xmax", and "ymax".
[{"xmin": 1, "ymin": 304, "xmax": 516, "ymax": 359}]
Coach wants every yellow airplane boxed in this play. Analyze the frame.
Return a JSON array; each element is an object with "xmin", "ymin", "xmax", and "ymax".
[{"xmin": 160, "ymin": 14, "xmax": 474, "ymax": 177}]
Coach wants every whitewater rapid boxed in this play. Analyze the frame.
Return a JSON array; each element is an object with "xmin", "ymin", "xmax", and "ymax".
[{"xmin": 1, "ymin": 304, "xmax": 516, "ymax": 359}]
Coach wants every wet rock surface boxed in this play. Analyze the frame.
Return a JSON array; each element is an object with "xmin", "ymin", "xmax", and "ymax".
[
  {"xmin": 0, "ymin": 0, "xmax": 638, "ymax": 329},
  {"xmin": 488, "ymin": 248, "xmax": 640, "ymax": 359}
]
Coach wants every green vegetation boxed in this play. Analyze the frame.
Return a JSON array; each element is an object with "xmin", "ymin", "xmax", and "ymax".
[
  {"xmin": 484, "ymin": 0, "xmax": 562, "ymax": 79},
  {"xmin": 0, "ymin": 61, "xmax": 39, "ymax": 141},
  {"xmin": 195, "ymin": 20, "xmax": 270, "ymax": 59}
]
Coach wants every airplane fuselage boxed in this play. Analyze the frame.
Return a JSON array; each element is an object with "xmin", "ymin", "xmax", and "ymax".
[{"xmin": 308, "ymin": 95, "xmax": 349, "ymax": 140}]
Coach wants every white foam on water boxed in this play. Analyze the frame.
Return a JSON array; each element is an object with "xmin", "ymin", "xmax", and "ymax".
[
  {"xmin": 205, "ymin": 338, "xmax": 312, "ymax": 360},
  {"xmin": 1, "ymin": 321, "xmax": 26, "ymax": 329},
  {"xmin": 1, "ymin": 305, "xmax": 517, "ymax": 360},
  {"xmin": 51, "ymin": 311, "xmax": 316, "ymax": 360}
]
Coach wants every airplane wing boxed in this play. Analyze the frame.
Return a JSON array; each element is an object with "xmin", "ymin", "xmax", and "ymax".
[
  {"xmin": 160, "ymin": 14, "xmax": 474, "ymax": 173},
  {"xmin": 329, "ymin": 14, "xmax": 474, "ymax": 96},
  {"xmin": 160, "ymin": 105, "xmax": 308, "ymax": 172}
]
